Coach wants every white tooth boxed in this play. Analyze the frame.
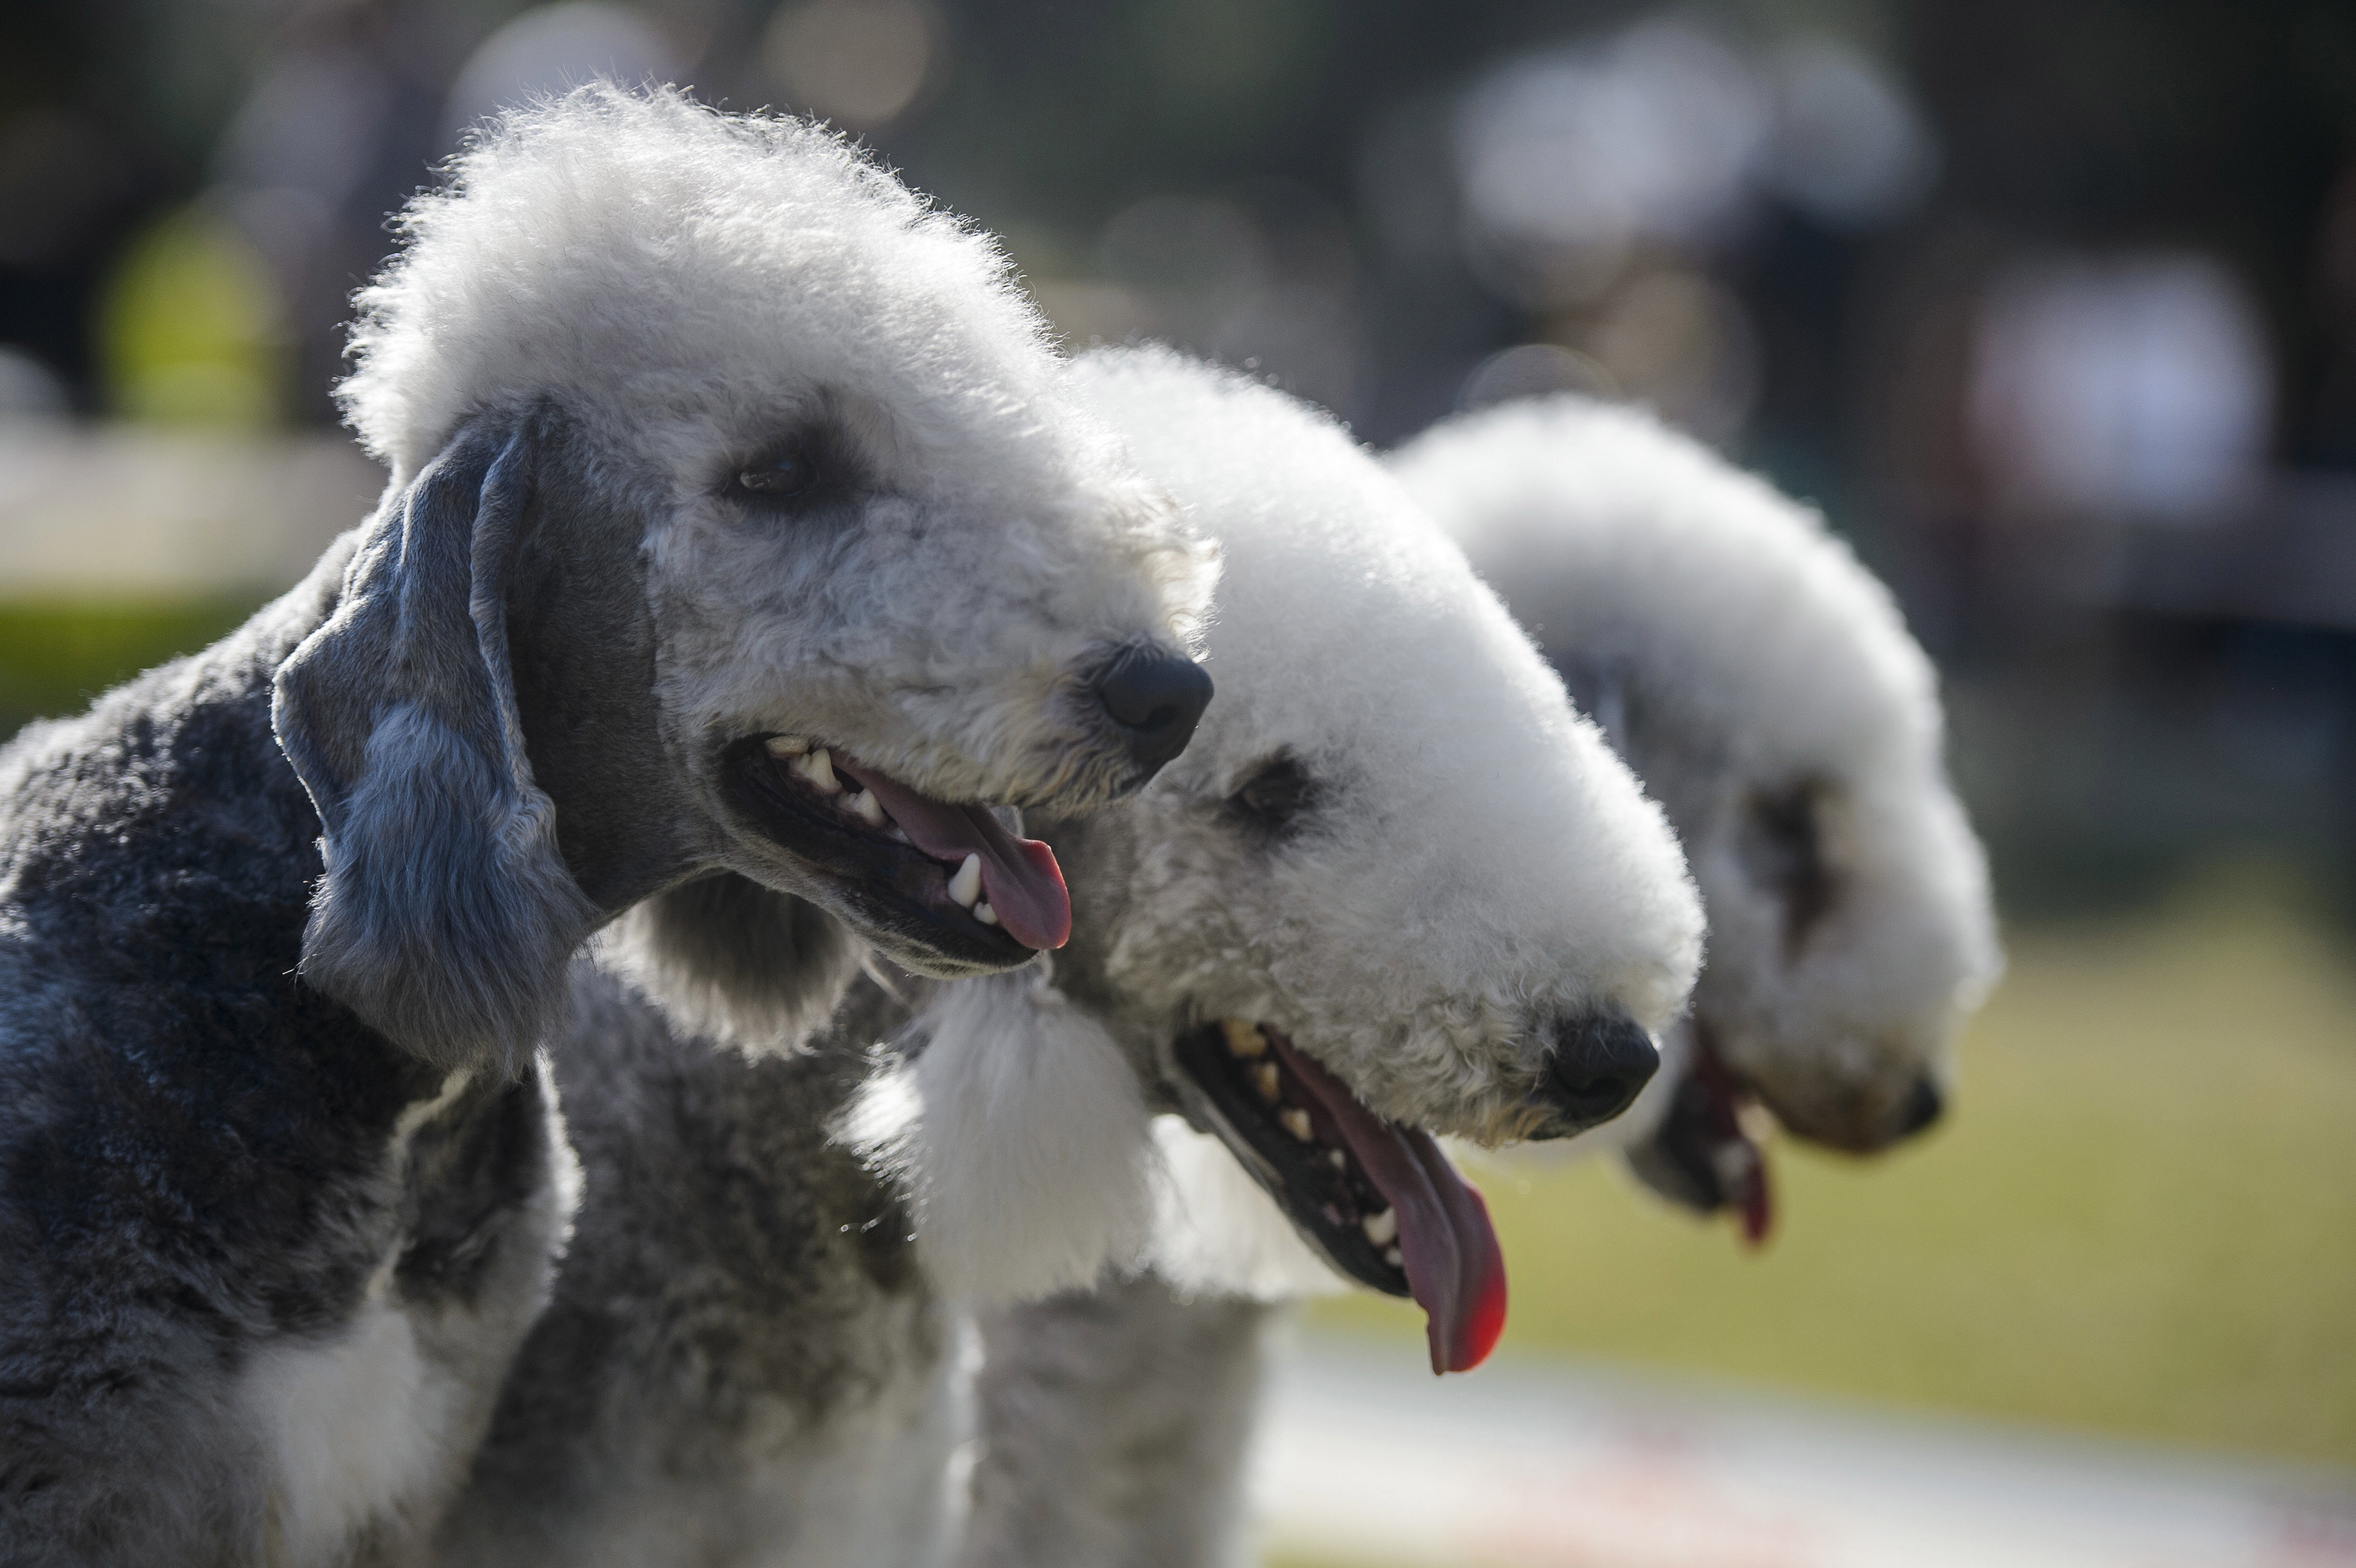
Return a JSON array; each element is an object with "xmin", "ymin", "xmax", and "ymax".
[
  {"xmin": 1362, "ymin": 1207, "xmax": 1397, "ymax": 1246},
  {"xmin": 1383, "ymin": 1246, "xmax": 1403, "ymax": 1268},
  {"xmin": 791, "ymin": 747, "xmax": 839, "ymax": 793},
  {"xmin": 974, "ymin": 902, "xmax": 998, "ymax": 926},
  {"xmin": 948, "ymin": 853, "xmax": 982, "ymax": 908},
  {"xmin": 1327, "ymin": 1149, "xmax": 1348, "ymax": 1171},
  {"xmin": 848, "ymin": 788, "xmax": 886, "ymax": 827},
  {"xmin": 1280, "ymin": 1108, "xmax": 1314, "ymax": 1142},
  {"xmin": 1251, "ymin": 1062, "xmax": 1281, "ymax": 1102},
  {"xmin": 764, "ymin": 734, "xmax": 810, "ymax": 757},
  {"xmin": 1221, "ymin": 1019, "xmax": 1267, "ymax": 1058}
]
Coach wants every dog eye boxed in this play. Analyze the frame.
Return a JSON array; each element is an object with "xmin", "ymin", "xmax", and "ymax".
[
  {"xmin": 731, "ymin": 440, "xmax": 821, "ymax": 503},
  {"xmin": 1226, "ymin": 754, "xmax": 1319, "ymax": 841},
  {"xmin": 1737, "ymin": 778, "xmax": 1836, "ymax": 960}
]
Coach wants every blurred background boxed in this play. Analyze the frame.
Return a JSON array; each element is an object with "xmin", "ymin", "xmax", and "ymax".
[{"xmin": 2, "ymin": 1, "xmax": 2352, "ymax": 1562}]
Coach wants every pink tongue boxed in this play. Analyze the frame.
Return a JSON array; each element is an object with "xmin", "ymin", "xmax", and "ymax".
[
  {"xmin": 1691, "ymin": 1033, "xmax": 1776, "ymax": 1249},
  {"xmin": 1272, "ymin": 1036, "xmax": 1509, "ymax": 1375},
  {"xmin": 833, "ymin": 763, "xmax": 1072, "ymax": 951}
]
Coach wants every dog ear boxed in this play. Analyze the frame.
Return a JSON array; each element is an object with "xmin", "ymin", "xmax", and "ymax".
[
  {"xmin": 274, "ymin": 412, "xmax": 598, "ymax": 1074},
  {"xmin": 841, "ymin": 963, "xmax": 1159, "ymax": 1303}
]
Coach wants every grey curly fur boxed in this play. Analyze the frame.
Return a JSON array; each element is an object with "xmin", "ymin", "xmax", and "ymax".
[
  {"xmin": 275, "ymin": 415, "xmax": 605, "ymax": 1076},
  {"xmin": 0, "ymin": 88, "xmax": 1211, "ymax": 1566},
  {"xmin": 0, "ymin": 552, "xmax": 574, "ymax": 1565},
  {"xmin": 965, "ymin": 1281, "xmax": 1273, "ymax": 1568},
  {"xmin": 435, "ymin": 939, "xmax": 950, "ymax": 1567}
]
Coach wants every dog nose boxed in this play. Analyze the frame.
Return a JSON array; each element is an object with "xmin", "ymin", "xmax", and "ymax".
[
  {"xmin": 1093, "ymin": 645, "xmax": 1213, "ymax": 773},
  {"xmin": 1894, "ymin": 1074, "xmax": 1944, "ymax": 1139},
  {"xmin": 1534, "ymin": 1013, "xmax": 1660, "ymax": 1137}
]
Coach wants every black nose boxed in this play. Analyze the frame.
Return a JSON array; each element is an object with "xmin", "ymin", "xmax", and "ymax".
[
  {"xmin": 1093, "ymin": 645, "xmax": 1213, "ymax": 774},
  {"xmin": 1895, "ymin": 1074, "xmax": 1944, "ymax": 1139},
  {"xmin": 1536, "ymin": 1013, "xmax": 1660, "ymax": 1136}
]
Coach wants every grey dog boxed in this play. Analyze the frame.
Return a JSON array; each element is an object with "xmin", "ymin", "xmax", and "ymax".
[{"xmin": 0, "ymin": 88, "xmax": 1210, "ymax": 1565}]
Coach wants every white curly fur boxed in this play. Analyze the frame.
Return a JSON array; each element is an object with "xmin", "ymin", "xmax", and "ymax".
[
  {"xmin": 1391, "ymin": 396, "xmax": 2000, "ymax": 1150},
  {"xmin": 843, "ymin": 963, "xmax": 1162, "ymax": 1303},
  {"xmin": 340, "ymin": 85, "xmax": 1215, "ymax": 825},
  {"xmin": 876, "ymin": 349, "xmax": 1704, "ymax": 1304},
  {"xmin": 311, "ymin": 85, "xmax": 1225, "ymax": 1034},
  {"xmin": 1079, "ymin": 354, "xmax": 1699, "ymax": 1114},
  {"xmin": 954, "ymin": 393, "xmax": 2005, "ymax": 1568}
]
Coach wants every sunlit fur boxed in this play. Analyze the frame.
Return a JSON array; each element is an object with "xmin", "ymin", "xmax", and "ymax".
[
  {"xmin": 441, "ymin": 352, "xmax": 1701, "ymax": 1568},
  {"xmin": 1392, "ymin": 397, "xmax": 2000, "ymax": 1150},
  {"xmin": 858, "ymin": 349, "xmax": 1703, "ymax": 1305},
  {"xmin": 955, "ymin": 395, "xmax": 2005, "ymax": 1568},
  {"xmin": 344, "ymin": 83, "xmax": 1215, "ymax": 797},
  {"xmin": 311, "ymin": 86, "xmax": 1217, "ymax": 1052},
  {"xmin": 841, "ymin": 964, "xmax": 1162, "ymax": 1304},
  {"xmin": 0, "ymin": 87, "xmax": 1215, "ymax": 1568}
]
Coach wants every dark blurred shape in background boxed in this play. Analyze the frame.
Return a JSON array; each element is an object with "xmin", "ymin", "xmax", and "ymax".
[{"xmin": 5, "ymin": 0, "xmax": 2356, "ymax": 916}]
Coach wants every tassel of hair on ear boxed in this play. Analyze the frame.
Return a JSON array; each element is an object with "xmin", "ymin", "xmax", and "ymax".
[{"xmin": 840, "ymin": 964, "xmax": 1160, "ymax": 1304}]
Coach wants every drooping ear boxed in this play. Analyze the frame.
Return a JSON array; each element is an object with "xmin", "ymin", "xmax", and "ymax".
[
  {"xmin": 601, "ymin": 873, "xmax": 864, "ymax": 1053},
  {"xmin": 273, "ymin": 411, "xmax": 598, "ymax": 1074},
  {"xmin": 840, "ymin": 963, "xmax": 1160, "ymax": 1304}
]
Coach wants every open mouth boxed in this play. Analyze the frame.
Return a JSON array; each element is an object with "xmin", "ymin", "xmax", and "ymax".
[
  {"xmin": 1626, "ymin": 1025, "xmax": 1774, "ymax": 1247},
  {"xmin": 1172, "ymin": 1019, "xmax": 1508, "ymax": 1375},
  {"xmin": 721, "ymin": 735, "xmax": 1072, "ymax": 964}
]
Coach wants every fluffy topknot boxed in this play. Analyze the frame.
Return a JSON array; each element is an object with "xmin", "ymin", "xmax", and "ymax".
[{"xmin": 339, "ymin": 85, "xmax": 1049, "ymax": 481}]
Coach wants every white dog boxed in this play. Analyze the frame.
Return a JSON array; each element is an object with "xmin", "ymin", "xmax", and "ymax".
[
  {"xmin": 0, "ymin": 87, "xmax": 1209, "ymax": 1567},
  {"xmin": 430, "ymin": 349, "xmax": 1703, "ymax": 1567},
  {"xmin": 1395, "ymin": 396, "xmax": 1999, "ymax": 1224},
  {"xmin": 958, "ymin": 395, "xmax": 2001, "ymax": 1568}
]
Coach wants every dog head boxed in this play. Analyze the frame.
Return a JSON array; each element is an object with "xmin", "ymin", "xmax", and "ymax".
[
  {"xmin": 274, "ymin": 88, "xmax": 1216, "ymax": 1071},
  {"xmin": 859, "ymin": 351, "xmax": 1702, "ymax": 1373},
  {"xmin": 1392, "ymin": 397, "xmax": 2001, "ymax": 1200}
]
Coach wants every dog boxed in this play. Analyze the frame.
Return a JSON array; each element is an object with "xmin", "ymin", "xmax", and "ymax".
[
  {"xmin": 0, "ymin": 87, "xmax": 1210, "ymax": 1566},
  {"xmin": 1394, "ymin": 395, "xmax": 1999, "ymax": 1226},
  {"xmin": 428, "ymin": 348, "xmax": 1703, "ymax": 1568},
  {"xmin": 957, "ymin": 393, "xmax": 2002, "ymax": 1568}
]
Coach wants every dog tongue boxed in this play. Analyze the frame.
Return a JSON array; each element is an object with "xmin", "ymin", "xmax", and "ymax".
[
  {"xmin": 833, "ymin": 764, "xmax": 1071, "ymax": 950},
  {"xmin": 1272, "ymin": 1036, "xmax": 1509, "ymax": 1375},
  {"xmin": 1737, "ymin": 1151, "xmax": 1774, "ymax": 1247},
  {"xmin": 1689, "ymin": 1033, "xmax": 1775, "ymax": 1248}
]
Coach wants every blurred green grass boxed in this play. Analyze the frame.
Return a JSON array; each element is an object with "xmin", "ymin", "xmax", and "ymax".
[
  {"xmin": 0, "ymin": 596, "xmax": 267, "ymax": 737},
  {"xmin": 1311, "ymin": 864, "xmax": 2356, "ymax": 1468}
]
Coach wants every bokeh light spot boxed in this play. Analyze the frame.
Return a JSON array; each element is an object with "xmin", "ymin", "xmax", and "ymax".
[
  {"xmin": 97, "ymin": 206, "xmax": 286, "ymax": 429},
  {"xmin": 763, "ymin": 0, "xmax": 937, "ymax": 130}
]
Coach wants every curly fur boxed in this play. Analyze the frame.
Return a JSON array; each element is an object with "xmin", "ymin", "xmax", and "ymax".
[
  {"xmin": 275, "ymin": 417, "xmax": 600, "ymax": 1074},
  {"xmin": 1064, "ymin": 351, "xmax": 1699, "ymax": 1129},
  {"xmin": 294, "ymin": 87, "xmax": 1217, "ymax": 1048},
  {"xmin": 433, "ymin": 350, "xmax": 1703, "ymax": 1568},
  {"xmin": 960, "ymin": 394, "xmax": 2005, "ymax": 1568},
  {"xmin": 1392, "ymin": 397, "xmax": 2001, "ymax": 1149},
  {"xmin": 0, "ymin": 87, "xmax": 1212, "ymax": 1567},
  {"xmin": 433, "ymin": 962, "xmax": 955, "ymax": 1568},
  {"xmin": 844, "ymin": 963, "xmax": 1164, "ymax": 1304},
  {"xmin": 880, "ymin": 348, "xmax": 1703, "ymax": 1306}
]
